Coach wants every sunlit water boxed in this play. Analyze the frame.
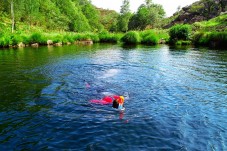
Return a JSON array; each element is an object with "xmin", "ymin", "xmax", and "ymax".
[{"xmin": 0, "ymin": 44, "xmax": 226, "ymax": 150}]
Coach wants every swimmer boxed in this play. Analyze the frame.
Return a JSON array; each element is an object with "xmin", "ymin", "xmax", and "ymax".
[{"xmin": 112, "ymin": 96, "xmax": 124, "ymax": 110}]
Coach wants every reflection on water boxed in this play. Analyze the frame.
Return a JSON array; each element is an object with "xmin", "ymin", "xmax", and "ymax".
[{"xmin": 0, "ymin": 44, "xmax": 227, "ymax": 150}]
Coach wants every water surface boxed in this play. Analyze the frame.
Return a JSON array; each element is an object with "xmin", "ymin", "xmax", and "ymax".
[{"xmin": 0, "ymin": 44, "xmax": 227, "ymax": 150}]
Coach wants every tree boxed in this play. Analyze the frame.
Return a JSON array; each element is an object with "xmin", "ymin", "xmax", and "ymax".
[
  {"xmin": 79, "ymin": 0, "xmax": 103, "ymax": 32},
  {"xmin": 128, "ymin": 0, "xmax": 165, "ymax": 30},
  {"xmin": 10, "ymin": 0, "xmax": 15, "ymax": 33},
  {"xmin": 24, "ymin": 0, "xmax": 40, "ymax": 29},
  {"xmin": 117, "ymin": 0, "xmax": 132, "ymax": 32},
  {"xmin": 177, "ymin": 5, "xmax": 181, "ymax": 12}
]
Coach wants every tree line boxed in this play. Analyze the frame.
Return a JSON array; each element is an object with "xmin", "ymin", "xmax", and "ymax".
[{"xmin": 0, "ymin": 0, "xmax": 166, "ymax": 33}]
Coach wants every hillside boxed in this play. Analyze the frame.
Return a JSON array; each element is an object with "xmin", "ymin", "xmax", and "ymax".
[
  {"xmin": 193, "ymin": 14, "xmax": 227, "ymax": 32},
  {"xmin": 165, "ymin": 0, "xmax": 227, "ymax": 28},
  {"xmin": 0, "ymin": 0, "xmax": 104, "ymax": 33}
]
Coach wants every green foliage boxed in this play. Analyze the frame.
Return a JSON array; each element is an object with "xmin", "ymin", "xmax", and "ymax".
[
  {"xmin": 98, "ymin": 8, "xmax": 119, "ymax": 31},
  {"xmin": 98, "ymin": 31, "xmax": 122, "ymax": 43},
  {"xmin": 193, "ymin": 14, "xmax": 227, "ymax": 32},
  {"xmin": 193, "ymin": 31, "xmax": 227, "ymax": 47},
  {"xmin": 169, "ymin": 24, "xmax": 192, "ymax": 43},
  {"xmin": 29, "ymin": 33, "xmax": 46, "ymax": 44},
  {"xmin": 117, "ymin": 13, "xmax": 132, "ymax": 32},
  {"xmin": 129, "ymin": 1, "xmax": 165, "ymax": 30},
  {"xmin": 140, "ymin": 30, "xmax": 159, "ymax": 45},
  {"xmin": 0, "ymin": 35, "xmax": 10, "ymax": 47},
  {"xmin": 0, "ymin": 0, "xmax": 105, "ymax": 32},
  {"xmin": 121, "ymin": 31, "xmax": 141, "ymax": 44},
  {"xmin": 116, "ymin": 0, "xmax": 132, "ymax": 32},
  {"xmin": 79, "ymin": 0, "xmax": 103, "ymax": 32},
  {"xmin": 175, "ymin": 40, "xmax": 191, "ymax": 45}
]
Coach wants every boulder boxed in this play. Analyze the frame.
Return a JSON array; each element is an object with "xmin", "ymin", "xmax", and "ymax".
[
  {"xmin": 54, "ymin": 42, "xmax": 62, "ymax": 46},
  {"xmin": 31, "ymin": 43, "xmax": 39, "ymax": 47},
  {"xmin": 18, "ymin": 42, "xmax": 25, "ymax": 48},
  {"xmin": 75, "ymin": 40, "xmax": 93, "ymax": 45},
  {"xmin": 47, "ymin": 40, "xmax": 53, "ymax": 45}
]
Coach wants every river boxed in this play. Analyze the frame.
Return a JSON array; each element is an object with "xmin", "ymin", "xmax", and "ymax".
[{"xmin": 0, "ymin": 44, "xmax": 226, "ymax": 150}]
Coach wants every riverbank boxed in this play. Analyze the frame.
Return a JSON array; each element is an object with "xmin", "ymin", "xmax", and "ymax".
[{"xmin": 0, "ymin": 30, "xmax": 169, "ymax": 48}]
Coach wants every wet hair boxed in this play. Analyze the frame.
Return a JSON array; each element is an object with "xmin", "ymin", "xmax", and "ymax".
[{"xmin": 112, "ymin": 99, "xmax": 119, "ymax": 109}]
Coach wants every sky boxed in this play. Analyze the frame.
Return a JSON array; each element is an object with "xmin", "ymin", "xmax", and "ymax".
[{"xmin": 91, "ymin": 0, "xmax": 199, "ymax": 17}]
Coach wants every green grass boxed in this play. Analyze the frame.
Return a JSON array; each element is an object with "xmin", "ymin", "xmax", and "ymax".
[
  {"xmin": 193, "ymin": 14, "xmax": 227, "ymax": 32},
  {"xmin": 193, "ymin": 31, "xmax": 227, "ymax": 48},
  {"xmin": 121, "ymin": 31, "xmax": 141, "ymax": 44},
  {"xmin": 140, "ymin": 30, "xmax": 159, "ymax": 45},
  {"xmin": 98, "ymin": 31, "xmax": 122, "ymax": 43}
]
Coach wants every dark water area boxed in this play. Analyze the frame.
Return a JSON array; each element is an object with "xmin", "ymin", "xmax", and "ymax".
[{"xmin": 0, "ymin": 44, "xmax": 226, "ymax": 150}]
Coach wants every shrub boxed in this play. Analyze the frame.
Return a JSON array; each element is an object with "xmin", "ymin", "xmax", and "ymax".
[
  {"xmin": 121, "ymin": 31, "xmax": 141, "ymax": 44},
  {"xmin": 29, "ymin": 33, "xmax": 46, "ymax": 44},
  {"xmin": 193, "ymin": 31, "xmax": 227, "ymax": 48},
  {"xmin": 62, "ymin": 34, "xmax": 74, "ymax": 43},
  {"xmin": 169, "ymin": 24, "xmax": 192, "ymax": 44},
  {"xmin": 140, "ymin": 30, "xmax": 159, "ymax": 45},
  {"xmin": 0, "ymin": 35, "xmax": 10, "ymax": 47},
  {"xmin": 98, "ymin": 31, "xmax": 120, "ymax": 43},
  {"xmin": 87, "ymin": 33, "xmax": 100, "ymax": 43}
]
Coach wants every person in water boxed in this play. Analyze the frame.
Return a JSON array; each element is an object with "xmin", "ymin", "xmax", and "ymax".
[{"xmin": 112, "ymin": 96, "xmax": 124, "ymax": 109}]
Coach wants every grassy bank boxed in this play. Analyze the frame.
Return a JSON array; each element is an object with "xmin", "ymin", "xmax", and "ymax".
[{"xmin": 0, "ymin": 29, "xmax": 169, "ymax": 48}]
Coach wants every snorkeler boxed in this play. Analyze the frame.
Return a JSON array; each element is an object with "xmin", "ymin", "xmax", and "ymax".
[{"xmin": 90, "ymin": 94, "xmax": 125, "ymax": 110}]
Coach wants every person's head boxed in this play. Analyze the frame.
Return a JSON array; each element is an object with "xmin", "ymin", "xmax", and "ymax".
[{"xmin": 119, "ymin": 96, "xmax": 124, "ymax": 104}]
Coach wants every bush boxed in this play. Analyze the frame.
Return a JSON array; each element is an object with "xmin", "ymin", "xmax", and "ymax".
[
  {"xmin": 29, "ymin": 33, "xmax": 46, "ymax": 44},
  {"xmin": 140, "ymin": 30, "xmax": 159, "ymax": 45},
  {"xmin": 87, "ymin": 33, "xmax": 100, "ymax": 43},
  {"xmin": 121, "ymin": 31, "xmax": 141, "ymax": 44},
  {"xmin": 169, "ymin": 24, "xmax": 192, "ymax": 44},
  {"xmin": 0, "ymin": 36, "xmax": 10, "ymax": 47},
  {"xmin": 98, "ymin": 31, "xmax": 121, "ymax": 43},
  {"xmin": 193, "ymin": 31, "xmax": 227, "ymax": 48}
]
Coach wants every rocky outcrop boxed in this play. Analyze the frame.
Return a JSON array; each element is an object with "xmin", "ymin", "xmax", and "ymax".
[{"xmin": 165, "ymin": 0, "xmax": 227, "ymax": 28}]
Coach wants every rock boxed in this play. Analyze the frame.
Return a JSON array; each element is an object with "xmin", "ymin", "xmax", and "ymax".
[
  {"xmin": 75, "ymin": 40, "xmax": 93, "ymax": 45},
  {"xmin": 31, "ymin": 43, "xmax": 39, "ymax": 47},
  {"xmin": 159, "ymin": 38, "xmax": 166, "ymax": 44},
  {"xmin": 18, "ymin": 42, "xmax": 25, "ymax": 48},
  {"xmin": 47, "ymin": 40, "xmax": 53, "ymax": 45},
  {"xmin": 54, "ymin": 42, "xmax": 62, "ymax": 46}
]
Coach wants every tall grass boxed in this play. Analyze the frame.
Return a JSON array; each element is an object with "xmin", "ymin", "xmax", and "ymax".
[
  {"xmin": 193, "ymin": 31, "xmax": 227, "ymax": 48},
  {"xmin": 169, "ymin": 24, "xmax": 192, "ymax": 44},
  {"xmin": 140, "ymin": 30, "xmax": 159, "ymax": 45},
  {"xmin": 98, "ymin": 31, "xmax": 122, "ymax": 43},
  {"xmin": 121, "ymin": 31, "xmax": 141, "ymax": 44}
]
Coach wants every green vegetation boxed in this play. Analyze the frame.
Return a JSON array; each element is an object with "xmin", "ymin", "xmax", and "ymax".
[
  {"xmin": 193, "ymin": 14, "xmax": 227, "ymax": 32},
  {"xmin": 193, "ymin": 32, "xmax": 227, "ymax": 48},
  {"xmin": 0, "ymin": 0, "xmax": 226, "ymax": 49},
  {"xmin": 128, "ymin": 0, "xmax": 165, "ymax": 30},
  {"xmin": 169, "ymin": 24, "xmax": 192, "ymax": 45},
  {"xmin": 121, "ymin": 31, "xmax": 141, "ymax": 44}
]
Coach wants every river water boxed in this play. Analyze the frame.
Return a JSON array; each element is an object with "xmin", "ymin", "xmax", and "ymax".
[{"xmin": 0, "ymin": 44, "xmax": 226, "ymax": 150}]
